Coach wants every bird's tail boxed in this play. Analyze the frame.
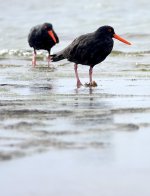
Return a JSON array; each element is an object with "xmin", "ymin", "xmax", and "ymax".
[{"xmin": 51, "ymin": 52, "xmax": 65, "ymax": 62}]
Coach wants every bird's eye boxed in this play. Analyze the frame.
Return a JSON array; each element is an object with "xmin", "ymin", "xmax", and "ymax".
[{"xmin": 108, "ymin": 28, "xmax": 112, "ymax": 32}]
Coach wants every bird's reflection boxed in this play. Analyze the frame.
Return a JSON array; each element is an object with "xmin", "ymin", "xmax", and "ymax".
[
  {"xmin": 75, "ymin": 86, "xmax": 94, "ymax": 95},
  {"xmin": 74, "ymin": 86, "xmax": 108, "ymax": 110}
]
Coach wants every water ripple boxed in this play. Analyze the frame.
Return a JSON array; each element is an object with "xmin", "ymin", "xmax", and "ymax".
[{"xmin": 0, "ymin": 49, "xmax": 150, "ymax": 59}]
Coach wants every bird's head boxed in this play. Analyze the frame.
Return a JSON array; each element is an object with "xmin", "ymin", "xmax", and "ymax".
[
  {"xmin": 43, "ymin": 23, "xmax": 57, "ymax": 43},
  {"xmin": 96, "ymin": 26, "xmax": 131, "ymax": 45}
]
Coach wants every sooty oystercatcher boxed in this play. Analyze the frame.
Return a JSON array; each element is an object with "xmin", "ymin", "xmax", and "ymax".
[
  {"xmin": 28, "ymin": 23, "xmax": 59, "ymax": 67},
  {"xmin": 51, "ymin": 26, "xmax": 131, "ymax": 88}
]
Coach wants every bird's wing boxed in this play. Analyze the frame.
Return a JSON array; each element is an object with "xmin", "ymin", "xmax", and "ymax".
[
  {"xmin": 63, "ymin": 33, "xmax": 94, "ymax": 58},
  {"xmin": 28, "ymin": 25, "xmax": 42, "ymax": 47},
  {"xmin": 63, "ymin": 33, "xmax": 107, "ymax": 65}
]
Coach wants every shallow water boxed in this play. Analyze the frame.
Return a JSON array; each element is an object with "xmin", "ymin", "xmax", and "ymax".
[
  {"xmin": 0, "ymin": 58, "xmax": 150, "ymax": 160},
  {"xmin": 0, "ymin": 0, "xmax": 150, "ymax": 195}
]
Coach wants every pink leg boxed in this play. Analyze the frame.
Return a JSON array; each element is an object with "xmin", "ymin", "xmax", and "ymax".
[
  {"xmin": 47, "ymin": 54, "xmax": 51, "ymax": 66},
  {"xmin": 74, "ymin": 64, "xmax": 82, "ymax": 88},
  {"xmin": 47, "ymin": 51, "xmax": 51, "ymax": 66},
  {"xmin": 89, "ymin": 66, "xmax": 93, "ymax": 84},
  {"xmin": 88, "ymin": 66, "xmax": 97, "ymax": 87},
  {"xmin": 32, "ymin": 50, "xmax": 36, "ymax": 67}
]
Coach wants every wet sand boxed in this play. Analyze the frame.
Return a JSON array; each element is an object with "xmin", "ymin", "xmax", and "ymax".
[
  {"xmin": 0, "ymin": 55, "xmax": 150, "ymax": 195},
  {"xmin": 1, "ymin": 147, "xmax": 150, "ymax": 196}
]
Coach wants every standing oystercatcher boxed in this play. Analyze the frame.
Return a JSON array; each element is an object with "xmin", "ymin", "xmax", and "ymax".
[
  {"xmin": 51, "ymin": 26, "xmax": 131, "ymax": 87},
  {"xmin": 28, "ymin": 23, "xmax": 59, "ymax": 67}
]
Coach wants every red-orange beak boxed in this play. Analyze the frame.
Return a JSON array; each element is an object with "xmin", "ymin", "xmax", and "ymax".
[
  {"xmin": 113, "ymin": 34, "xmax": 131, "ymax": 45},
  {"xmin": 48, "ymin": 30, "xmax": 57, "ymax": 43}
]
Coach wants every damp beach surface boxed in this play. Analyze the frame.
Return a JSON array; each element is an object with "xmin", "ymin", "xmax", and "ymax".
[
  {"xmin": 0, "ymin": 0, "xmax": 150, "ymax": 195},
  {"xmin": 1, "ymin": 55, "xmax": 150, "ymax": 196}
]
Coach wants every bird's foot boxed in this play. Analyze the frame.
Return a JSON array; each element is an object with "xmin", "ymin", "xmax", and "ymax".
[
  {"xmin": 85, "ymin": 81, "xmax": 97, "ymax": 87},
  {"xmin": 76, "ymin": 80, "xmax": 83, "ymax": 88}
]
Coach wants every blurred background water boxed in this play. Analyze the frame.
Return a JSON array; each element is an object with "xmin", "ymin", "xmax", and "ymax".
[{"xmin": 0, "ymin": 0, "xmax": 150, "ymax": 52}]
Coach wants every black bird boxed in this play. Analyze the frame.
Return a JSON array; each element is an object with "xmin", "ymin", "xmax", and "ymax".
[
  {"xmin": 28, "ymin": 22, "xmax": 59, "ymax": 67},
  {"xmin": 51, "ymin": 26, "xmax": 131, "ymax": 88}
]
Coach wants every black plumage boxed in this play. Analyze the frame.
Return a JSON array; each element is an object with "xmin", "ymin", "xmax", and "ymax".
[
  {"xmin": 28, "ymin": 22, "xmax": 59, "ymax": 66},
  {"xmin": 51, "ymin": 26, "xmax": 131, "ymax": 87}
]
